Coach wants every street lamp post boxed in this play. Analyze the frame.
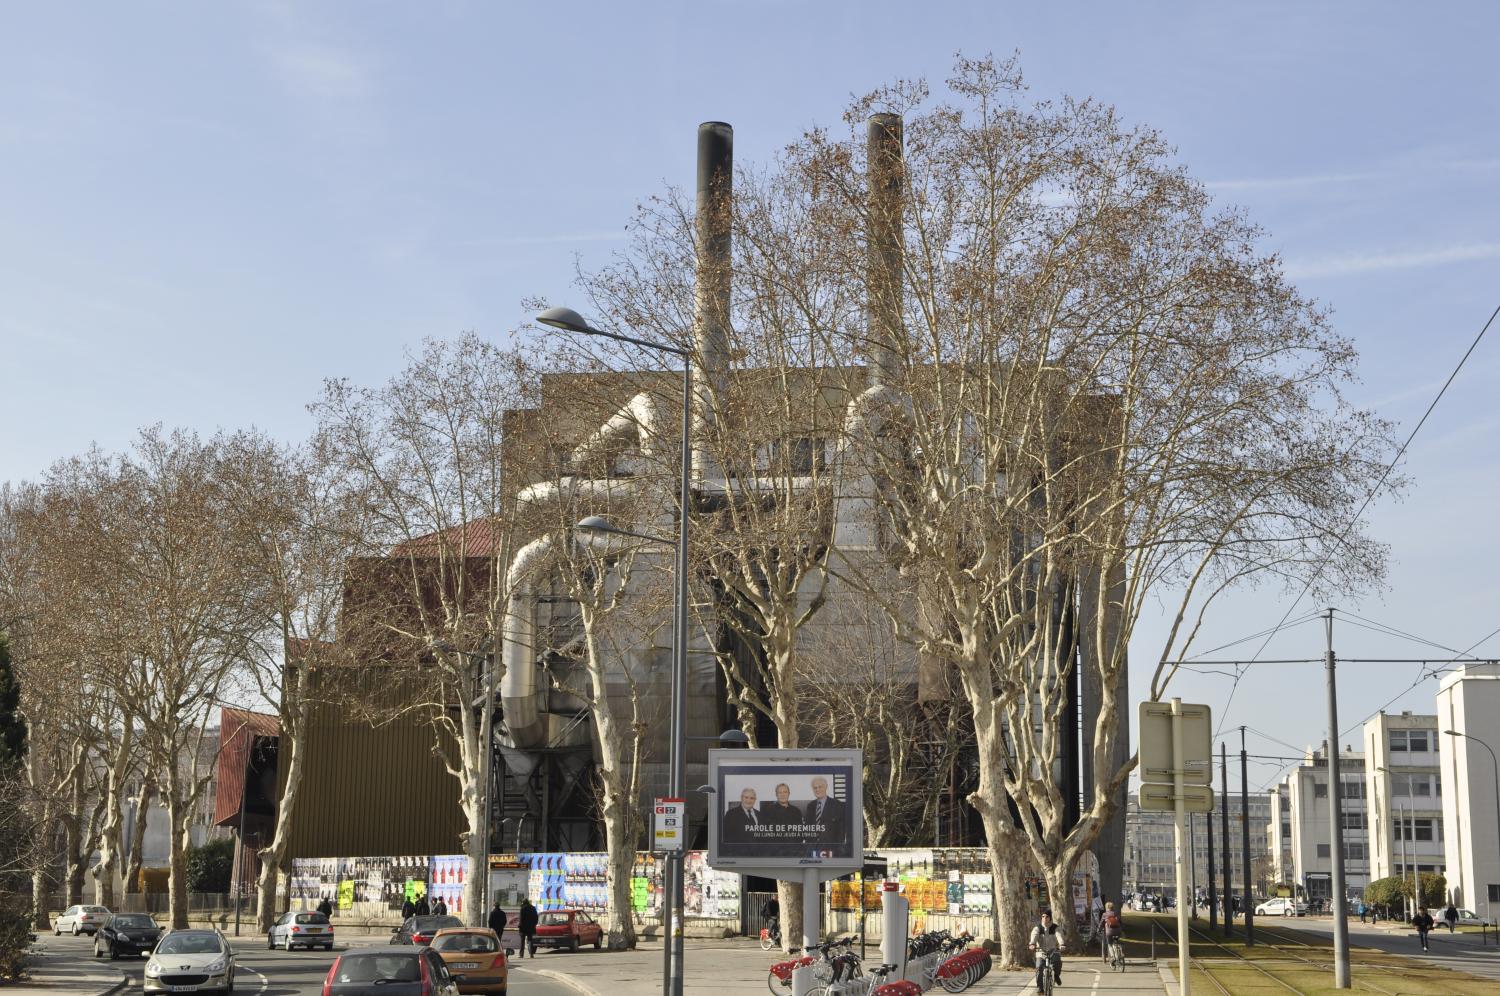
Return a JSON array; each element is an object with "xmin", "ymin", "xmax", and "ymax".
[
  {"xmin": 539, "ymin": 307, "xmax": 692, "ymax": 996},
  {"xmin": 1445, "ymin": 729, "xmax": 1500, "ymax": 917}
]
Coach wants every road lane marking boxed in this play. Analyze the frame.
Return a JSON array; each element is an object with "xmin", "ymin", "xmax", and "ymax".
[{"xmin": 237, "ymin": 963, "xmax": 270, "ymax": 993}]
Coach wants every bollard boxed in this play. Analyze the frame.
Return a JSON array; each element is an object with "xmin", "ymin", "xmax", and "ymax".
[{"xmin": 880, "ymin": 883, "xmax": 909, "ymax": 981}]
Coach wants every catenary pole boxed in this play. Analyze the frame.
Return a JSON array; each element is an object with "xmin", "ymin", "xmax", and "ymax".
[
  {"xmin": 1325, "ymin": 609, "xmax": 1351, "ymax": 987},
  {"xmin": 1207, "ymin": 796, "xmax": 1218, "ymax": 932},
  {"xmin": 1221, "ymin": 742, "xmax": 1232, "ymax": 935},
  {"xmin": 1172, "ymin": 699, "xmax": 1192, "ymax": 996},
  {"xmin": 1241, "ymin": 727, "xmax": 1254, "ymax": 945}
]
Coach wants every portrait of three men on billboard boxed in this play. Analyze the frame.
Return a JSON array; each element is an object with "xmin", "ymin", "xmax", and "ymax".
[{"xmin": 721, "ymin": 775, "xmax": 849, "ymax": 847}]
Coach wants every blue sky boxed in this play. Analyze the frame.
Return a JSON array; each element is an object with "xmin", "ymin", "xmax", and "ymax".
[{"xmin": 3, "ymin": 2, "xmax": 1497, "ymax": 786}]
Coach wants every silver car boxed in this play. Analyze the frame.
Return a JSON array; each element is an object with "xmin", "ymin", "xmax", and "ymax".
[
  {"xmin": 144, "ymin": 928, "xmax": 236, "ymax": 995},
  {"xmin": 55, "ymin": 904, "xmax": 111, "ymax": 936},
  {"xmin": 268, "ymin": 910, "xmax": 335, "ymax": 951}
]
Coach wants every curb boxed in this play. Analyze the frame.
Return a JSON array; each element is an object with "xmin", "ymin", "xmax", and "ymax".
[{"xmin": 514, "ymin": 966, "xmax": 602, "ymax": 996}]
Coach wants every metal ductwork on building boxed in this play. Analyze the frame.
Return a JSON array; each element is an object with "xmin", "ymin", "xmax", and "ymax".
[
  {"xmin": 866, "ymin": 113, "xmax": 904, "ymax": 389},
  {"xmin": 691, "ymin": 121, "xmax": 733, "ymax": 481}
]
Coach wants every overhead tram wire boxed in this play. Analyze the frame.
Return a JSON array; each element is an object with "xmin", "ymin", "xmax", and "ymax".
[
  {"xmin": 1212, "ymin": 300, "xmax": 1500, "ymax": 736},
  {"xmin": 1337, "ymin": 618, "xmax": 1500, "ymax": 741}
]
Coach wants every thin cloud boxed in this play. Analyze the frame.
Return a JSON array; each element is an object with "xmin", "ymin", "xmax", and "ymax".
[
  {"xmin": 266, "ymin": 42, "xmax": 372, "ymax": 100},
  {"xmin": 1284, "ymin": 242, "xmax": 1500, "ymax": 279}
]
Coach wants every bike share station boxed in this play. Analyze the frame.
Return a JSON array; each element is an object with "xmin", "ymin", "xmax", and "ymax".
[
  {"xmin": 690, "ymin": 748, "xmax": 988, "ymax": 996},
  {"xmin": 1138, "ymin": 700, "xmax": 1215, "ymax": 996}
]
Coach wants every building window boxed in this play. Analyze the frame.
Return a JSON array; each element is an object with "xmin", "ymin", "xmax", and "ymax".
[
  {"xmin": 1489, "ymin": 884, "xmax": 1500, "ymax": 904},
  {"xmin": 1314, "ymin": 783, "xmax": 1328, "ymax": 798},
  {"xmin": 1317, "ymin": 844, "xmax": 1331, "ymax": 858},
  {"xmin": 1344, "ymin": 842, "xmax": 1367, "ymax": 861},
  {"xmin": 1340, "ymin": 812, "xmax": 1366, "ymax": 831},
  {"xmin": 1339, "ymin": 778, "xmax": 1366, "ymax": 799},
  {"xmin": 1390, "ymin": 729, "xmax": 1431, "ymax": 752}
]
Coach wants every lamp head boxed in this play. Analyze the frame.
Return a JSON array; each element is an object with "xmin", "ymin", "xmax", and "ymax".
[
  {"xmin": 536, "ymin": 307, "xmax": 595, "ymax": 335},
  {"xmin": 695, "ymin": 784, "xmax": 716, "ymax": 795},
  {"xmin": 1445, "ymin": 730, "xmax": 1460, "ymax": 737},
  {"xmin": 718, "ymin": 729, "xmax": 750, "ymax": 747},
  {"xmin": 577, "ymin": 515, "xmax": 614, "ymax": 533}
]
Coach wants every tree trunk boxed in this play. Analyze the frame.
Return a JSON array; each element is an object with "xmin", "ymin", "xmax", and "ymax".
[
  {"xmin": 63, "ymin": 816, "xmax": 85, "ymax": 907},
  {"xmin": 776, "ymin": 879, "xmax": 803, "ymax": 953},
  {"xmin": 124, "ymin": 783, "xmax": 153, "ymax": 895},
  {"xmin": 599, "ymin": 778, "xmax": 638, "ymax": 950},
  {"xmin": 256, "ymin": 700, "xmax": 307, "ymax": 930},
  {"xmin": 166, "ymin": 771, "xmax": 190, "ymax": 929},
  {"xmin": 1041, "ymin": 862, "xmax": 1079, "ymax": 953},
  {"xmin": 985, "ymin": 827, "xmax": 1031, "ymax": 967}
]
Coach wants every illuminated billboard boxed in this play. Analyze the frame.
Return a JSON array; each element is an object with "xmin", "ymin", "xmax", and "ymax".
[{"xmin": 706, "ymin": 748, "xmax": 862, "ymax": 870}]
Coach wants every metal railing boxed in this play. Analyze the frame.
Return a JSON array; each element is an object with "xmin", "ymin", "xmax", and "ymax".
[{"xmin": 1148, "ymin": 917, "xmax": 1172, "ymax": 965}]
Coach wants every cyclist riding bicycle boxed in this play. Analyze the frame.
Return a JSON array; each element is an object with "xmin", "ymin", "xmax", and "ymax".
[
  {"xmin": 1100, "ymin": 902, "xmax": 1123, "ymax": 965},
  {"xmin": 1029, "ymin": 910, "xmax": 1063, "ymax": 992}
]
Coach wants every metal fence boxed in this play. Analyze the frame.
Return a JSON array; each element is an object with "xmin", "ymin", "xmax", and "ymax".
[{"xmin": 40, "ymin": 892, "xmax": 244, "ymax": 916}]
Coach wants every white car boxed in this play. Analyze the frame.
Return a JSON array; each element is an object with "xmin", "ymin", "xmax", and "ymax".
[
  {"xmin": 267, "ymin": 910, "xmax": 335, "ymax": 951},
  {"xmin": 144, "ymin": 928, "xmax": 236, "ymax": 995},
  {"xmin": 1456, "ymin": 908, "xmax": 1488, "ymax": 926},
  {"xmin": 1255, "ymin": 897, "xmax": 1307, "ymax": 917},
  {"xmin": 55, "ymin": 905, "xmax": 111, "ymax": 936}
]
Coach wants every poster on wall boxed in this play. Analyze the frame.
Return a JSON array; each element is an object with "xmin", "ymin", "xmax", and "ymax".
[
  {"xmin": 526, "ymin": 853, "xmax": 610, "ymax": 912},
  {"xmin": 427, "ymin": 855, "xmax": 468, "ymax": 917},
  {"xmin": 683, "ymin": 851, "xmax": 740, "ymax": 918},
  {"xmin": 706, "ymin": 748, "xmax": 863, "ymax": 870}
]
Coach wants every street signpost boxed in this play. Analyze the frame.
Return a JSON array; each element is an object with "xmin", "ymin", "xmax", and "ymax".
[
  {"xmin": 1139, "ymin": 700, "xmax": 1215, "ymax": 996},
  {"xmin": 654, "ymin": 797, "xmax": 685, "ymax": 852}
]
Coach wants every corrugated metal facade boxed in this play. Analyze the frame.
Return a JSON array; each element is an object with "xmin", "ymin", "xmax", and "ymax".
[
  {"xmin": 281, "ymin": 672, "xmax": 465, "ymax": 859},
  {"xmin": 214, "ymin": 708, "xmax": 280, "ymax": 827}
]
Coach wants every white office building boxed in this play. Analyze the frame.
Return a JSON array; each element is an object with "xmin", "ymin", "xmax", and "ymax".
[
  {"xmin": 1275, "ymin": 744, "xmax": 1370, "ymax": 905},
  {"xmin": 1363, "ymin": 712, "xmax": 1444, "ymax": 885},
  {"xmin": 1437, "ymin": 662, "xmax": 1500, "ymax": 917}
]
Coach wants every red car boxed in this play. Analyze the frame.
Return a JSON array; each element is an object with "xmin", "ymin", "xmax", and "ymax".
[{"xmin": 531, "ymin": 910, "xmax": 602, "ymax": 953}]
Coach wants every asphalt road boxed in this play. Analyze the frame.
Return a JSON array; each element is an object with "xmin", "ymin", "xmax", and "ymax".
[
  {"xmin": 1292, "ymin": 916, "xmax": 1500, "ymax": 982},
  {"xmin": 37, "ymin": 932, "xmax": 582, "ymax": 996}
]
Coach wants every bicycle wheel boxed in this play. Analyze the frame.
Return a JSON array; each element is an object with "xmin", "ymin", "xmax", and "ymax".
[
  {"xmin": 937, "ymin": 971, "xmax": 967, "ymax": 993},
  {"xmin": 767, "ymin": 971, "xmax": 787, "ymax": 996},
  {"xmin": 761, "ymin": 931, "xmax": 775, "ymax": 952}
]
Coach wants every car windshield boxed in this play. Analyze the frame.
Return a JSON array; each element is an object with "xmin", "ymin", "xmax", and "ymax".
[
  {"xmin": 335, "ymin": 952, "xmax": 422, "ymax": 983},
  {"xmin": 434, "ymin": 933, "xmax": 497, "ymax": 953},
  {"xmin": 296, "ymin": 913, "xmax": 329, "ymax": 925},
  {"xmin": 112, "ymin": 915, "xmax": 155, "ymax": 928},
  {"xmin": 538, "ymin": 913, "xmax": 573, "ymax": 926},
  {"xmin": 156, "ymin": 933, "xmax": 223, "ymax": 955},
  {"xmin": 84, "ymin": 906, "xmax": 109, "ymax": 914},
  {"xmin": 412, "ymin": 916, "xmax": 462, "ymax": 932}
]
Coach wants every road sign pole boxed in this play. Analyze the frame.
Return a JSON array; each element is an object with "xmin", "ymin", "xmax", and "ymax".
[{"xmin": 1172, "ymin": 697, "xmax": 1192, "ymax": 996}]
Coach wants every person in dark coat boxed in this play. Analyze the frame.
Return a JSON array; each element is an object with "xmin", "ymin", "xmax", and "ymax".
[
  {"xmin": 401, "ymin": 897, "xmax": 416, "ymax": 920},
  {"xmin": 802, "ymin": 776, "xmax": 848, "ymax": 844},
  {"xmin": 317, "ymin": 897, "xmax": 333, "ymax": 918},
  {"xmin": 1444, "ymin": 903, "xmax": 1459, "ymax": 932},
  {"xmin": 432, "ymin": 896, "xmax": 448, "ymax": 916},
  {"xmin": 1412, "ymin": 907, "xmax": 1435, "ymax": 952},
  {"xmin": 765, "ymin": 784, "xmax": 802, "ymax": 828},
  {"xmin": 415, "ymin": 894, "xmax": 431, "ymax": 917},
  {"xmin": 723, "ymin": 788, "xmax": 762, "ymax": 843},
  {"xmin": 518, "ymin": 898, "xmax": 539, "ymax": 958},
  {"xmin": 488, "ymin": 898, "xmax": 508, "ymax": 941}
]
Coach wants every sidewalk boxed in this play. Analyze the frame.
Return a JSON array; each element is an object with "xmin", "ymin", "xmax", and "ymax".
[
  {"xmin": 509, "ymin": 938, "xmax": 1168, "ymax": 996},
  {"xmin": 1, "ymin": 939, "xmax": 126, "ymax": 996}
]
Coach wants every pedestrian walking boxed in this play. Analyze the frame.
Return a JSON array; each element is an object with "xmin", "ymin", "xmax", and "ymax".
[
  {"xmin": 1358, "ymin": 900, "xmax": 1366, "ymax": 923},
  {"xmin": 1413, "ymin": 907, "xmax": 1435, "ymax": 952},
  {"xmin": 317, "ymin": 897, "xmax": 334, "ymax": 918},
  {"xmin": 1444, "ymin": 903, "xmax": 1459, "ymax": 933},
  {"xmin": 401, "ymin": 897, "xmax": 416, "ymax": 920},
  {"xmin": 518, "ymin": 897, "xmax": 539, "ymax": 958},
  {"xmin": 433, "ymin": 896, "xmax": 448, "ymax": 916},
  {"xmin": 415, "ymin": 893, "xmax": 431, "ymax": 917}
]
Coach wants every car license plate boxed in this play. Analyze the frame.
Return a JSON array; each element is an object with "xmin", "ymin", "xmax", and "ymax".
[
  {"xmin": 169, "ymin": 986, "xmax": 198, "ymax": 992},
  {"xmin": 454, "ymin": 962, "xmax": 479, "ymax": 969}
]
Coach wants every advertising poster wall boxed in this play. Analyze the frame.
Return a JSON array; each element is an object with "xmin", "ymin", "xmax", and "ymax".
[
  {"xmin": 707, "ymin": 748, "xmax": 863, "ymax": 870},
  {"xmin": 427, "ymin": 855, "xmax": 467, "ymax": 916},
  {"xmin": 683, "ymin": 852, "xmax": 740, "ymax": 918}
]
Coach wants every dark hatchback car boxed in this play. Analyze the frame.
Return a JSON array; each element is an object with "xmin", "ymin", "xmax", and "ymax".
[
  {"xmin": 322, "ymin": 948, "xmax": 459, "ymax": 996},
  {"xmin": 390, "ymin": 916, "xmax": 464, "ymax": 947},
  {"xmin": 94, "ymin": 914, "xmax": 163, "ymax": 959}
]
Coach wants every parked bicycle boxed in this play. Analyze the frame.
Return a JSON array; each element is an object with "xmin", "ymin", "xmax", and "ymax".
[{"xmin": 760, "ymin": 917, "xmax": 781, "ymax": 952}]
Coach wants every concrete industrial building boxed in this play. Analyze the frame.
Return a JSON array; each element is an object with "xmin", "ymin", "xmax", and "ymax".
[
  {"xmin": 1125, "ymin": 793, "xmax": 1272, "ymax": 899},
  {"xmin": 279, "ymin": 118, "xmax": 1134, "ymax": 900},
  {"xmin": 1437, "ymin": 662, "xmax": 1500, "ymax": 917},
  {"xmin": 1363, "ymin": 712, "xmax": 1445, "ymax": 884},
  {"xmin": 1271, "ymin": 745, "xmax": 1370, "ymax": 905}
]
